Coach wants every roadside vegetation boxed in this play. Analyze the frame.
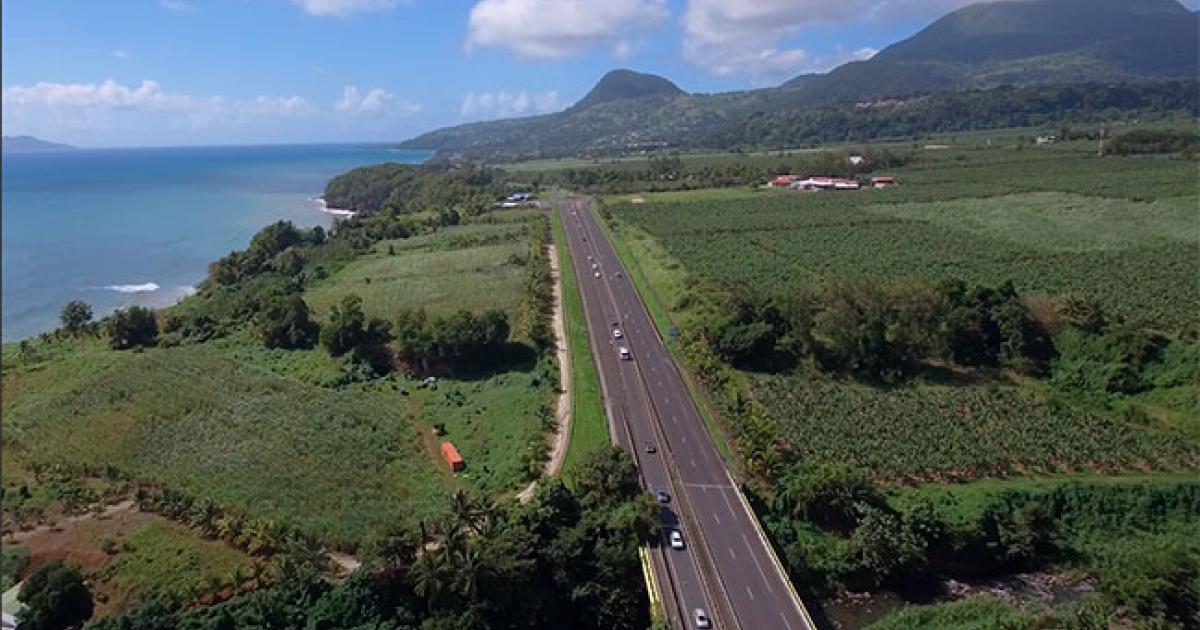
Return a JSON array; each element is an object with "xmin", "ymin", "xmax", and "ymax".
[
  {"xmin": 594, "ymin": 130, "xmax": 1199, "ymax": 627},
  {"xmin": 550, "ymin": 202, "xmax": 609, "ymax": 480}
]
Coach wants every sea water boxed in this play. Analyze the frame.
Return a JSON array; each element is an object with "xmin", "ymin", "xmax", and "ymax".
[{"xmin": 2, "ymin": 144, "xmax": 430, "ymax": 341}]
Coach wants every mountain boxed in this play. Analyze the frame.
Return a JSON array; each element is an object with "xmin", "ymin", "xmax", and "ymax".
[
  {"xmin": 400, "ymin": 0, "xmax": 1200, "ymax": 161},
  {"xmin": 2, "ymin": 135, "xmax": 76, "ymax": 153},
  {"xmin": 571, "ymin": 69, "xmax": 684, "ymax": 111},
  {"xmin": 794, "ymin": 0, "xmax": 1200, "ymax": 102}
]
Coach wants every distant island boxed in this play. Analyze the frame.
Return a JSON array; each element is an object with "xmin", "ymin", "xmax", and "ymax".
[{"xmin": 2, "ymin": 135, "xmax": 76, "ymax": 153}]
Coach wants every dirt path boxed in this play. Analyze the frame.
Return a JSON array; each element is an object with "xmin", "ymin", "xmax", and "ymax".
[{"xmin": 517, "ymin": 242, "xmax": 572, "ymax": 502}]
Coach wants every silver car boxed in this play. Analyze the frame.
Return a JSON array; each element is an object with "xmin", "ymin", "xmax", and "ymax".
[{"xmin": 693, "ymin": 608, "xmax": 711, "ymax": 629}]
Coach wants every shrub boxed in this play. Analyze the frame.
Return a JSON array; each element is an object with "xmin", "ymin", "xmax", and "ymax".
[{"xmin": 106, "ymin": 306, "xmax": 159, "ymax": 350}]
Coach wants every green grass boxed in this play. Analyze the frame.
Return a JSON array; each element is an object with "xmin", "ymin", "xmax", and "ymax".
[
  {"xmin": 305, "ymin": 220, "xmax": 535, "ymax": 323},
  {"xmin": 100, "ymin": 522, "xmax": 251, "ymax": 604},
  {"xmin": 1, "ymin": 545, "xmax": 28, "ymax": 591},
  {"xmin": 890, "ymin": 472, "xmax": 1200, "ymax": 530},
  {"xmin": 552, "ymin": 205, "xmax": 609, "ymax": 480}
]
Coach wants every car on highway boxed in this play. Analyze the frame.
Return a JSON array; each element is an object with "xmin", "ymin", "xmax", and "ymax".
[
  {"xmin": 655, "ymin": 489, "xmax": 670, "ymax": 503},
  {"xmin": 593, "ymin": 271, "xmax": 601, "ymax": 278},
  {"xmin": 669, "ymin": 529, "xmax": 684, "ymax": 549},
  {"xmin": 643, "ymin": 441, "xmax": 655, "ymax": 453},
  {"xmin": 612, "ymin": 328, "xmax": 623, "ymax": 339},
  {"xmin": 618, "ymin": 347, "xmax": 632, "ymax": 360},
  {"xmin": 693, "ymin": 609, "xmax": 711, "ymax": 629},
  {"xmin": 614, "ymin": 271, "xmax": 623, "ymax": 278}
]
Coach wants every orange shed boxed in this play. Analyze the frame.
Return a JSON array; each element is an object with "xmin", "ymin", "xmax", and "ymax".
[{"xmin": 441, "ymin": 441, "xmax": 465, "ymax": 472}]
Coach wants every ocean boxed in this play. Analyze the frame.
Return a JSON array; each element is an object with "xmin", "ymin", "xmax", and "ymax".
[{"xmin": 2, "ymin": 144, "xmax": 431, "ymax": 342}]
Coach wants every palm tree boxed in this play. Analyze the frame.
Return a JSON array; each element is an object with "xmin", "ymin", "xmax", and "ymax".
[
  {"xmin": 229, "ymin": 565, "xmax": 248, "ymax": 594},
  {"xmin": 412, "ymin": 552, "xmax": 448, "ymax": 613},
  {"xmin": 249, "ymin": 560, "xmax": 273, "ymax": 589}
]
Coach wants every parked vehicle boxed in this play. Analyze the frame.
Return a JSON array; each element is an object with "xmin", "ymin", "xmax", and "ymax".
[{"xmin": 669, "ymin": 529, "xmax": 685, "ymax": 549}]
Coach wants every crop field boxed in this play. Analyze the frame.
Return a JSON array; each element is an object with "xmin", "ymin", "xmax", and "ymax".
[
  {"xmin": 752, "ymin": 374, "xmax": 1200, "ymax": 483},
  {"xmin": 305, "ymin": 218, "xmax": 537, "ymax": 323},
  {"xmin": 2, "ymin": 341, "xmax": 449, "ymax": 540},
  {"xmin": 607, "ymin": 152, "xmax": 1199, "ymax": 330}
]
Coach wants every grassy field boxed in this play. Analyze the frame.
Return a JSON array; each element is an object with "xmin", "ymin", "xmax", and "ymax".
[
  {"xmin": 99, "ymin": 522, "xmax": 252, "ymax": 609},
  {"xmin": 551, "ymin": 203, "xmax": 609, "ymax": 480},
  {"xmin": 2, "ymin": 216, "xmax": 556, "ymax": 544},
  {"xmin": 607, "ymin": 150, "xmax": 1198, "ymax": 330},
  {"xmin": 305, "ymin": 219, "xmax": 537, "ymax": 323},
  {"xmin": 598, "ymin": 146, "xmax": 1200, "ymax": 485}
]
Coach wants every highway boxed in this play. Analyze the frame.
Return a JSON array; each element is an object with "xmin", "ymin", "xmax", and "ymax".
[{"xmin": 556, "ymin": 196, "xmax": 816, "ymax": 630}]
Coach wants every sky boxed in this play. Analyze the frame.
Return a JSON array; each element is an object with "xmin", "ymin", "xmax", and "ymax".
[{"xmin": 4, "ymin": 0, "xmax": 1196, "ymax": 148}]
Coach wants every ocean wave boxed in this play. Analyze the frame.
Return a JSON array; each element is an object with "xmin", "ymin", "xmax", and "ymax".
[{"xmin": 104, "ymin": 282, "xmax": 160, "ymax": 293}]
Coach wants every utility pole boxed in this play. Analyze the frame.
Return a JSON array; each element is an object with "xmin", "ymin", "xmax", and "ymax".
[{"xmin": 1098, "ymin": 124, "xmax": 1106, "ymax": 157}]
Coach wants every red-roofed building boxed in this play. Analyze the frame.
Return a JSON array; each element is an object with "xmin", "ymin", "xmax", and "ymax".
[
  {"xmin": 770, "ymin": 175, "xmax": 799, "ymax": 187},
  {"xmin": 872, "ymin": 176, "xmax": 898, "ymax": 189}
]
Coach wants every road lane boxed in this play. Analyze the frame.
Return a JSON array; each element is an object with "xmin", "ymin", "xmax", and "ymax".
[{"xmin": 557, "ymin": 196, "xmax": 817, "ymax": 630}]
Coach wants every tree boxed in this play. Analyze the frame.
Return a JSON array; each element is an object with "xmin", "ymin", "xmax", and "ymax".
[
  {"xmin": 773, "ymin": 463, "xmax": 885, "ymax": 532},
  {"xmin": 572, "ymin": 446, "xmax": 643, "ymax": 510},
  {"xmin": 321, "ymin": 295, "xmax": 369, "ymax": 356},
  {"xmin": 106, "ymin": 306, "xmax": 159, "ymax": 350},
  {"xmin": 18, "ymin": 561, "xmax": 94, "ymax": 630},
  {"xmin": 59, "ymin": 300, "xmax": 93, "ymax": 335},
  {"xmin": 257, "ymin": 294, "xmax": 318, "ymax": 349}
]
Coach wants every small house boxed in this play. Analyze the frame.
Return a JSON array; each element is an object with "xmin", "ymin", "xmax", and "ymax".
[
  {"xmin": 872, "ymin": 176, "xmax": 898, "ymax": 189},
  {"xmin": 791, "ymin": 177, "xmax": 860, "ymax": 191},
  {"xmin": 770, "ymin": 175, "xmax": 799, "ymax": 188},
  {"xmin": 441, "ymin": 442, "xmax": 465, "ymax": 472},
  {"xmin": 848, "ymin": 155, "xmax": 865, "ymax": 166}
]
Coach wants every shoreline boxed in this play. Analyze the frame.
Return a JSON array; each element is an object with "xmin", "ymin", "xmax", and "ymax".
[{"xmin": 308, "ymin": 196, "xmax": 358, "ymax": 218}]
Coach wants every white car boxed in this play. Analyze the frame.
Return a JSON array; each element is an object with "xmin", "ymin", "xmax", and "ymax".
[
  {"xmin": 693, "ymin": 609, "xmax": 711, "ymax": 629},
  {"xmin": 618, "ymin": 347, "xmax": 632, "ymax": 361},
  {"xmin": 612, "ymin": 328, "xmax": 623, "ymax": 339},
  {"xmin": 593, "ymin": 271, "xmax": 601, "ymax": 279},
  {"xmin": 669, "ymin": 529, "xmax": 684, "ymax": 550}
]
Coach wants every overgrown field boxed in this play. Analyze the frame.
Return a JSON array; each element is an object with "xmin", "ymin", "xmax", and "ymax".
[
  {"xmin": 305, "ymin": 215, "xmax": 538, "ymax": 322},
  {"xmin": 607, "ymin": 149, "xmax": 1199, "ymax": 330},
  {"xmin": 753, "ymin": 375, "xmax": 1200, "ymax": 483},
  {"xmin": 2, "ymin": 214, "xmax": 555, "ymax": 544}
]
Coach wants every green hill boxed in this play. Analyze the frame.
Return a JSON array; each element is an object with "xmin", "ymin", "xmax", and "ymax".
[
  {"xmin": 400, "ymin": 0, "xmax": 1199, "ymax": 161},
  {"xmin": 570, "ymin": 69, "xmax": 684, "ymax": 111}
]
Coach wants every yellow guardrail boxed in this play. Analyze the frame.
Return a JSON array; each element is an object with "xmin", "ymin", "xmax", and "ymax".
[{"xmin": 639, "ymin": 546, "xmax": 664, "ymax": 621}]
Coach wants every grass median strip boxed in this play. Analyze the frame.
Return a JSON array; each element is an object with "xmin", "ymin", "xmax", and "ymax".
[{"xmin": 552, "ymin": 204, "xmax": 609, "ymax": 480}]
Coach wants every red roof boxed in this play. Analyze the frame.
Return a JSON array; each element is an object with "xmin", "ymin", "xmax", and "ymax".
[
  {"xmin": 873, "ymin": 176, "xmax": 896, "ymax": 183},
  {"xmin": 441, "ymin": 442, "xmax": 465, "ymax": 471}
]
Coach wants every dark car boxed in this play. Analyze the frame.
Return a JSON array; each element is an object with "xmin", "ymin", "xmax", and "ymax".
[{"xmin": 655, "ymin": 489, "xmax": 670, "ymax": 503}]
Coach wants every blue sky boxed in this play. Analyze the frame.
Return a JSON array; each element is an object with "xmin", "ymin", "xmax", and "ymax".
[{"xmin": 3, "ymin": 0, "xmax": 1194, "ymax": 147}]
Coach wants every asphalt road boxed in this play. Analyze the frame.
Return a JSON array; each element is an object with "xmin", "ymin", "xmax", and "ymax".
[{"xmin": 557, "ymin": 196, "xmax": 816, "ymax": 630}]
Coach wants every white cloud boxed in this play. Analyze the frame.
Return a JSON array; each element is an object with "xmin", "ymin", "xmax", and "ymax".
[
  {"xmin": 335, "ymin": 85, "xmax": 421, "ymax": 117},
  {"xmin": 682, "ymin": 0, "xmax": 972, "ymax": 81},
  {"xmin": 111, "ymin": 50, "xmax": 133, "ymax": 60},
  {"xmin": 290, "ymin": 0, "xmax": 404, "ymax": 17},
  {"xmin": 160, "ymin": 0, "xmax": 196, "ymax": 13},
  {"xmin": 466, "ymin": 0, "xmax": 668, "ymax": 59},
  {"xmin": 1, "ymin": 79, "xmax": 326, "ymax": 135},
  {"xmin": 460, "ymin": 90, "xmax": 561, "ymax": 120}
]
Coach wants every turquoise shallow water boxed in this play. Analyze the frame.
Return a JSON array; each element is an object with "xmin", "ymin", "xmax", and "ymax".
[{"xmin": 2, "ymin": 144, "xmax": 429, "ymax": 341}]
